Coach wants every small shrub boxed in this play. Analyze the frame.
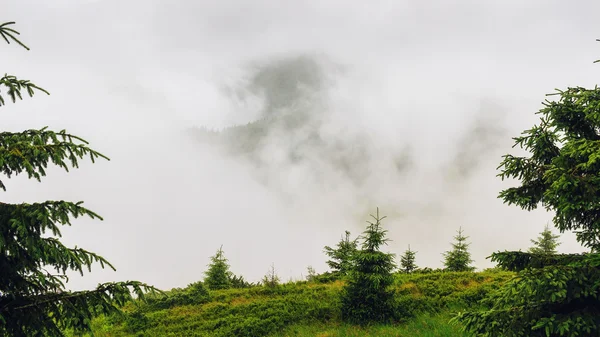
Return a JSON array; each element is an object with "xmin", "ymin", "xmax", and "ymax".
[
  {"xmin": 123, "ymin": 310, "xmax": 149, "ymax": 334},
  {"xmin": 262, "ymin": 263, "xmax": 281, "ymax": 288},
  {"xmin": 145, "ymin": 281, "xmax": 211, "ymax": 310}
]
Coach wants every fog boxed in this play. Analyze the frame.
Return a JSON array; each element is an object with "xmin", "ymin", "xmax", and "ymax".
[{"xmin": 2, "ymin": 0, "xmax": 599, "ymax": 290}]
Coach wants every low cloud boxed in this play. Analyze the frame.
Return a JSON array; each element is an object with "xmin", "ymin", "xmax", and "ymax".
[{"xmin": 2, "ymin": 0, "xmax": 596, "ymax": 290}]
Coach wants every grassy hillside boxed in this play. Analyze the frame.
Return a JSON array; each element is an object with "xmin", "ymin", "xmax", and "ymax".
[
  {"xmin": 68, "ymin": 270, "xmax": 514, "ymax": 337},
  {"xmin": 268, "ymin": 313, "xmax": 468, "ymax": 337}
]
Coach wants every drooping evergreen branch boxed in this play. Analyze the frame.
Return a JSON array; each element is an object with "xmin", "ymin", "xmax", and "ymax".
[
  {"xmin": 489, "ymin": 251, "xmax": 591, "ymax": 272},
  {"xmin": 0, "ymin": 201, "xmax": 111, "ymax": 299},
  {"xmin": 0, "ymin": 200, "xmax": 103, "ymax": 239},
  {"xmin": 0, "ymin": 22, "xmax": 29, "ymax": 50},
  {"xmin": 455, "ymin": 256, "xmax": 600, "ymax": 336},
  {"xmin": 0, "ymin": 20, "xmax": 158, "ymax": 336},
  {"xmin": 0, "ymin": 22, "xmax": 50, "ymax": 107},
  {"xmin": 0, "ymin": 128, "xmax": 110, "ymax": 191},
  {"xmin": 0, "ymin": 74, "xmax": 49, "ymax": 106},
  {"xmin": 0, "ymin": 281, "xmax": 159, "ymax": 336}
]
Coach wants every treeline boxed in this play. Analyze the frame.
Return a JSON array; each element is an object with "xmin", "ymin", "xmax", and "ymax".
[
  {"xmin": 143, "ymin": 208, "xmax": 562, "ymax": 327},
  {"xmin": 103, "ymin": 209, "xmax": 516, "ymax": 336},
  {"xmin": 321, "ymin": 224, "xmax": 476, "ymax": 278},
  {"xmin": 191, "ymin": 215, "xmax": 560, "ymax": 292}
]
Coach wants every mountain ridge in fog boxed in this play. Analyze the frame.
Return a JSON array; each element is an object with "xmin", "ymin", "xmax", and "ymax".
[{"xmin": 190, "ymin": 54, "xmax": 413, "ymax": 191}]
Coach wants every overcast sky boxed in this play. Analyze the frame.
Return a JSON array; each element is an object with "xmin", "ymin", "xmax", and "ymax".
[{"xmin": 3, "ymin": 0, "xmax": 600, "ymax": 290}]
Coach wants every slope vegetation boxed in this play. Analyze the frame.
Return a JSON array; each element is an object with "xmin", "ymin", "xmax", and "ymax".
[{"xmin": 70, "ymin": 270, "xmax": 513, "ymax": 337}]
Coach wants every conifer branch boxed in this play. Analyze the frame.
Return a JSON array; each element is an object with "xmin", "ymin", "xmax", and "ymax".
[
  {"xmin": 0, "ymin": 20, "xmax": 155, "ymax": 335},
  {"xmin": 0, "ymin": 74, "xmax": 49, "ymax": 106},
  {"xmin": 0, "ymin": 22, "xmax": 29, "ymax": 50},
  {"xmin": 0, "ymin": 128, "xmax": 109, "ymax": 191},
  {"xmin": 3, "ymin": 281, "xmax": 158, "ymax": 312}
]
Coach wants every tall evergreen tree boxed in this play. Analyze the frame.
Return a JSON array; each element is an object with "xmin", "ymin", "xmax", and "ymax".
[
  {"xmin": 455, "ymin": 50, "xmax": 600, "ymax": 336},
  {"xmin": 442, "ymin": 227, "xmax": 475, "ymax": 272},
  {"xmin": 204, "ymin": 245, "xmax": 232, "ymax": 290},
  {"xmin": 528, "ymin": 223, "xmax": 561, "ymax": 255},
  {"xmin": 0, "ymin": 21, "xmax": 155, "ymax": 336},
  {"xmin": 341, "ymin": 208, "xmax": 396, "ymax": 325},
  {"xmin": 399, "ymin": 245, "xmax": 418, "ymax": 273},
  {"xmin": 323, "ymin": 230, "xmax": 358, "ymax": 276}
]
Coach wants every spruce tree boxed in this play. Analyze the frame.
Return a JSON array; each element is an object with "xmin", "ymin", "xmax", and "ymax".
[
  {"xmin": 323, "ymin": 230, "xmax": 358, "ymax": 276},
  {"xmin": 204, "ymin": 245, "xmax": 232, "ymax": 290},
  {"xmin": 0, "ymin": 22, "xmax": 155, "ymax": 336},
  {"xmin": 399, "ymin": 245, "xmax": 418, "ymax": 273},
  {"xmin": 442, "ymin": 227, "xmax": 475, "ymax": 272},
  {"xmin": 455, "ymin": 50, "xmax": 600, "ymax": 336},
  {"xmin": 305, "ymin": 266, "xmax": 317, "ymax": 282},
  {"xmin": 262, "ymin": 263, "xmax": 280, "ymax": 288},
  {"xmin": 341, "ymin": 208, "xmax": 396, "ymax": 325},
  {"xmin": 528, "ymin": 223, "xmax": 561, "ymax": 255}
]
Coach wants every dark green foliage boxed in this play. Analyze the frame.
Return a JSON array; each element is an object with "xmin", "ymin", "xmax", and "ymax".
[
  {"xmin": 0, "ymin": 24, "xmax": 48, "ymax": 107},
  {"xmin": 205, "ymin": 246, "xmax": 232, "ymax": 290},
  {"xmin": 123, "ymin": 310, "xmax": 149, "ymax": 335},
  {"xmin": 340, "ymin": 208, "xmax": 397, "ymax": 325},
  {"xmin": 496, "ymin": 86, "xmax": 600, "ymax": 251},
  {"xmin": 529, "ymin": 223, "xmax": 561, "ymax": 255},
  {"xmin": 143, "ymin": 281, "xmax": 211, "ymax": 311},
  {"xmin": 455, "ymin": 60, "xmax": 600, "ymax": 336},
  {"xmin": 490, "ymin": 251, "xmax": 589, "ymax": 272},
  {"xmin": 188, "ymin": 281, "xmax": 211, "ymax": 300},
  {"xmin": 309, "ymin": 271, "xmax": 341, "ymax": 284},
  {"xmin": 400, "ymin": 245, "xmax": 418, "ymax": 273},
  {"xmin": 324, "ymin": 230, "xmax": 358, "ymax": 276},
  {"xmin": 229, "ymin": 273, "xmax": 255, "ymax": 289},
  {"xmin": 442, "ymin": 227, "xmax": 475, "ymax": 272},
  {"xmin": 0, "ymin": 74, "xmax": 49, "ymax": 107},
  {"xmin": 0, "ymin": 128, "xmax": 106, "ymax": 191},
  {"xmin": 0, "ymin": 21, "xmax": 156, "ymax": 336},
  {"xmin": 0, "ymin": 21, "xmax": 30, "ymax": 50},
  {"xmin": 455, "ymin": 254, "xmax": 600, "ymax": 336},
  {"xmin": 205, "ymin": 246, "xmax": 253, "ymax": 290}
]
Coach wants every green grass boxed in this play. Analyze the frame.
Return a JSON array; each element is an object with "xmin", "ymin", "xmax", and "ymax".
[
  {"xmin": 67, "ymin": 270, "xmax": 514, "ymax": 337},
  {"xmin": 268, "ymin": 312, "xmax": 466, "ymax": 337}
]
